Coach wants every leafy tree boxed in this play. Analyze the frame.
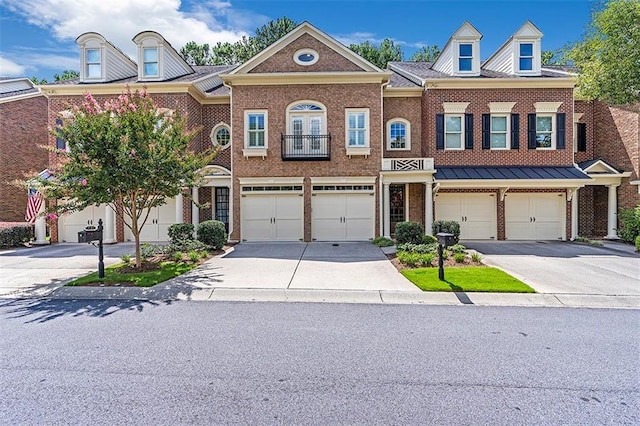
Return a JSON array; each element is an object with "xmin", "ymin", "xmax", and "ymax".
[
  {"xmin": 349, "ymin": 38, "xmax": 404, "ymax": 69},
  {"xmin": 541, "ymin": 49, "xmax": 570, "ymax": 66},
  {"xmin": 253, "ymin": 16, "xmax": 299, "ymax": 51},
  {"xmin": 30, "ymin": 76, "xmax": 48, "ymax": 85},
  {"xmin": 53, "ymin": 70, "xmax": 79, "ymax": 81},
  {"xmin": 40, "ymin": 89, "xmax": 214, "ymax": 268},
  {"xmin": 569, "ymin": 0, "xmax": 640, "ymax": 104},
  {"xmin": 180, "ymin": 41, "xmax": 214, "ymax": 66},
  {"xmin": 409, "ymin": 45, "xmax": 441, "ymax": 62}
]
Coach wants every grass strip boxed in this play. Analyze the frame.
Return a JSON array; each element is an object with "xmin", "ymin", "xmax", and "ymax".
[
  {"xmin": 401, "ymin": 266, "xmax": 535, "ymax": 293},
  {"xmin": 66, "ymin": 262, "xmax": 198, "ymax": 287}
]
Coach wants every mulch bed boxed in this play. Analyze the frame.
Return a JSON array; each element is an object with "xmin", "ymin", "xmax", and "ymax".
[{"xmin": 386, "ymin": 253, "xmax": 484, "ymax": 271}]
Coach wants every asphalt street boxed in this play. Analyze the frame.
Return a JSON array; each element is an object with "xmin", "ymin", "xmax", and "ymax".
[{"xmin": 0, "ymin": 300, "xmax": 637, "ymax": 425}]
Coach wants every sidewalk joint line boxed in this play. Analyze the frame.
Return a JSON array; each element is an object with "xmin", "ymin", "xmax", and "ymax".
[{"xmin": 287, "ymin": 243, "xmax": 308, "ymax": 289}]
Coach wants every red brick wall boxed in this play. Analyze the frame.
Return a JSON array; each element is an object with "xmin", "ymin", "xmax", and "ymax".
[
  {"xmin": 383, "ymin": 97, "xmax": 422, "ymax": 158},
  {"xmin": 250, "ymin": 33, "xmax": 364, "ymax": 73},
  {"xmin": 230, "ymin": 83, "xmax": 383, "ymax": 241},
  {"xmin": 423, "ymin": 88, "xmax": 574, "ymax": 166},
  {"xmin": 407, "ymin": 183, "xmax": 425, "ymax": 227},
  {"xmin": 203, "ymin": 104, "xmax": 231, "ymax": 170},
  {"xmin": 0, "ymin": 95, "xmax": 49, "ymax": 222},
  {"xmin": 574, "ymin": 100, "xmax": 595, "ymax": 164}
]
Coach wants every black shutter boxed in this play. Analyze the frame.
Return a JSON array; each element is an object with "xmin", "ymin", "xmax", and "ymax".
[
  {"xmin": 465, "ymin": 113, "xmax": 474, "ymax": 149},
  {"xmin": 55, "ymin": 118, "xmax": 65, "ymax": 150},
  {"xmin": 577, "ymin": 122, "xmax": 587, "ymax": 152},
  {"xmin": 556, "ymin": 113, "xmax": 566, "ymax": 149},
  {"xmin": 510, "ymin": 114, "xmax": 520, "ymax": 149},
  {"xmin": 481, "ymin": 114, "xmax": 490, "ymax": 150},
  {"xmin": 527, "ymin": 113, "xmax": 536, "ymax": 149},
  {"xmin": 436, "ymin": 114, "xmax": 444, "ymax": 150}
]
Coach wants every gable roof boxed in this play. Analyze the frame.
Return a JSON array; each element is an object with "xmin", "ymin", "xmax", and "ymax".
[
  {"xmin": 228, "ymin": 21, "xmax": 384, "ymax": 75},
  {"xmin": 0, "ymin": 77, "xmax": 41, "ymax": 102},
  {"xmin": 578, "ymin": 159, "xmax": 623, "ymax": 175},
  {"xmin": 482, "ymin": 21, "xmax": 543, "ymax": 72}
]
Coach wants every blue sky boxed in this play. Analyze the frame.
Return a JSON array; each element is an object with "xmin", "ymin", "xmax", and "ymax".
[{"xmin": 0, "ymin": 0, "xmax": 594, "ymax": 81}]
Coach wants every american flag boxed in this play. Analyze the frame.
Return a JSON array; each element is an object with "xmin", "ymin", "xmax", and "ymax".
[{"xmin": 25, "ymin": 188, "xmax": 43, "ymax": 223}]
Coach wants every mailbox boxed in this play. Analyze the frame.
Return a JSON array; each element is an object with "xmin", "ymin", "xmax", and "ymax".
[
  {"xmin": 77, "ymin": 230, "xmax": 87, "ymax": 243},
  {"xmin": 436, "ymin": 232, "xmax": 456, "ymax": 247},
  {"xmin": 78, "ymin": 228, "xmax": 103, "ymax": 243}
]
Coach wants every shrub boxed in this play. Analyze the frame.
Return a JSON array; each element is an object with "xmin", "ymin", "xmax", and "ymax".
[
  {"xmin": 0, "ymin": 224, "xmax": 34, "ymax": 248},
  {"xmin": 188, "ymin": 250, "xmax": 200, "ymax": 262},
  {"xmin": 140, "ymin": 243, "xmax": 162, "ymax": 259},
  {"xmin": 172, "ymin": 252, "xmax": 184, "ymax": 262},
  {"xmin": 197, "ymin": 220, "xmax": 227, "ymax": 250},
  {"xmin": 168, "ymin": 223, "xmax": 194, "ymax": 243},
  {"xmin": 449, "ymin": 243, "xmax": 466, "ymax": 254},
  {"xmin": 590, "ymin": 240, "xmax": 604, "ymax": 247},
  {"xmin": 618, "ymin": 205, "xmax": 640, "ymax": 243},
  {"xmin": 431, "ymin": 220, "xmax": 461, "ymax": 239},
  {"xmin": 397, "ymin": 251, "xmax": 435, "ymax": 267},
  {"xmin": 395, "ymin": 221, "xmax": 424, "ymax": 244},
  {"xmin": 372, "ymin": 236, "xmax": 395, "ymax": 247},
  {"xmin": 454, "ymin": 252, "xmax": 466, "ymax": 263},
  {"xmin": 635, "ymin": 236, "xmax": 640, "ymax": 252},
  {"xmin": 397, "ymin": 242, "xmax": 438, "ymax": 254},
  {"xmin": 422, "ymin": 234, "xmax": 437, "ymax": 244},
  {"xmin": 471, "ymin": 252, "xmax": 483, "ymax": 263},
  {"xmin": 120, "ymin": 254, "xmax": 132, "ymax": 264},
  {"xmin": 168, "ymin": 239, "xmax": 209, "ymax": 255}
]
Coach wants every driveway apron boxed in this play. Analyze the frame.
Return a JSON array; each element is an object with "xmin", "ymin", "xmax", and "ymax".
[{"xmin": 203, "ymin": 242, "xmax": 419, "ymax": 292}]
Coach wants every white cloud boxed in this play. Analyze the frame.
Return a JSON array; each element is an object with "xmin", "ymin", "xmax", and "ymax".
[
  {"xmin": 0, "ymin": 56, "xmax": 26, "ymax": 76},
  {"xmin": 2, "ymin": 0, "xmax": 254, "ymax": 59}
]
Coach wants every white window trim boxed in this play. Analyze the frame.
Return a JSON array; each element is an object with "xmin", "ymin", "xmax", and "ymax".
[
  {"xmin": 386, "ymin": 118, "xmax": 411, "ymax": 151},
  {"xmin": 514, "ymin": 39, "xmax": 541, "ymax": 76},
  {"xmin": 142, "ymin": 47, "xmax": 160, "ymax": 78},
  {"xmin": 488, "ymin": 102, "xmax": 516, "ymax": 114},
  {"xmin": 285, "ymin": 100, "xmax": 327, "ymax": 134},
  {"xmin": 345, "ymin": 108, "xmax": 371, "ymax": 157},
  {"xmin": 137, "ymin": 41, "xmax": 163, "ymax": 81},
  {"xmin": 83, "ymin": 47, "xmax": 103, "ymax": 81},
  {"xmin": 243, "ymin": 110, "xmax": 268, "ymax": 158},
  {"xmin": 573, "ymin": 113, "xmax": 584, "ymax": 153},
  {"xmin": 444, "ymin": 114, "xmax": 465, "ymax": 151},
  {"xmin": 210, "ymin": 122, "xmax": 231, "ymax": 150},
  {"xmin": 535, "ymin": 113, "xmax": 556, "ymax": 150},
  {"xmin": 453, "ymin": 40, "xmax": 480, "ymax": 76},
  {"xmin": 457, "ymin": 42, "xmax": 474, "ymax": 73},
  {"xmin": 442, "ymin": 102, "xmax": 470, "ymax": 114},
  {"xmin": 490, "ymin": 114, "xmax": 510, "ymax": 150},
  {"xmin": 293, "ymin": 48, "xmax": 319, "ymax": 66}
]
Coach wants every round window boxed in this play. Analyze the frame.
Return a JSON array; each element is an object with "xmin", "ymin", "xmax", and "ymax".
[
  {"xmin": 294, "ymin": 49, "xmax": 319, "ymax": 66},
  {"xmin": 210, "ymin": 124, "xmax": 230, "ymax": 149}
]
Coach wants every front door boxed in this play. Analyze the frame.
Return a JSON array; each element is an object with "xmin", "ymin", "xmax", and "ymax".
[
  {"xmin": 389, "ymin": 184, "xmax": 405, "ymax": 236},
  {"xmin": 215, "ymin": 187, "xmax": 230, "ymax": 232}
]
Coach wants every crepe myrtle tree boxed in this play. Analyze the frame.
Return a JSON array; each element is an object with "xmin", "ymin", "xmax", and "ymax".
[{"xmin": 41, "ymin": 89, "xmax": 215, "ymax": 268}]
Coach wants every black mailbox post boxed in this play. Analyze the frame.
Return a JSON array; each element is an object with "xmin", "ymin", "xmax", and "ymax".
[
  {"xmin": 436, "ymin": 232, "xmax": 455, "ymax": 281},
  {"xmin": 78, "ymin": 219, "xmax": 105, "ymax": 278}
]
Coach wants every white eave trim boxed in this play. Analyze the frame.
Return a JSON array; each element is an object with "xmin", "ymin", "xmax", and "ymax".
[
  {"xmin": 435, "ymin": 178, "xmax": 591, "ymax": 189},
  {"xmin": 310, "ymin": 176, "xmax": 377, "ymax": 185},
  {"xmin": 239, "ymin": 177, "xmax": 304, "ymax": 185},
  {"xmin": 0, "ymin": 91, "xmax": 43, "ymax": 104}
]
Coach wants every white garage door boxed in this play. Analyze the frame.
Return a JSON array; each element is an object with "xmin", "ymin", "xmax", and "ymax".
[
  {"xmin": 435, "ymin": 193, "xmax": 496, "ymax": 239},
  {"xmin": 241, "ymin": 193, "xmax": 303, "ymax": 241},
  {"xmin": 312, "ymin": 192, "xmax": 375, "ymax": 241},
  {"xmin": 125, "ymin": 198, "xmax": 176, "ymax": 242},
  {"xmin": 60, "ymin": 205, "xmax": 101, "ymax": 243},
  {"xmin": 505, "ymin": 193, "xmax": 565, "ymax": 240}
]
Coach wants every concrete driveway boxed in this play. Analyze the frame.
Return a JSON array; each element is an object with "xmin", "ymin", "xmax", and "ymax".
[
  {"xmin": 193, "ymin": 242, "xmax": 419, "ymax": 292},
  {"xmin": 0, "ymin": 243, "xmax": 136, "ymax": 297},
  {"xmin": 464, "ymin": 241, "xmax": 640, "ymax": 296}
]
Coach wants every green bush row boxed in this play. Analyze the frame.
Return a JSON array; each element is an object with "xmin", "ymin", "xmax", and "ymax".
[
  {"xmin": 168, "ymin": 220, "xmax": 227, "ymax": 250},
  {"xmin": 0, "ymin": 224, "xmax": 34, "ymax": 248}
]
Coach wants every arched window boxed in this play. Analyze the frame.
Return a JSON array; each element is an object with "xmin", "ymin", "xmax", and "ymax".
[
  {"xmin": 387, "ymin": 118, "xmax": 411, "ymax": 150},
  {"xmin": 210, "ymin": 123, "xmax": 231, "ymax": 149}
]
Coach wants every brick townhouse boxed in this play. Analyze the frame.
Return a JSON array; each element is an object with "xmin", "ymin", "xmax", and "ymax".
[{"xmin": 15, "ymin": 21, "xmax": 638, "ymax": 244}]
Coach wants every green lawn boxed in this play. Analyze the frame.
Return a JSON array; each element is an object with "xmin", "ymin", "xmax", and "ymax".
[
  {"xmin": 401, "ymin": 267, "xmax": 535, "ymax": 293},
  {"xmin": 66, "ymin": 261, "xmax": 198, "ymax": 287}
]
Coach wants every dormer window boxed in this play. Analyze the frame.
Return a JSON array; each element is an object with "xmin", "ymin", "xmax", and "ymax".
[
  {"xmin": 143, "ymin": 48, "xmax": 159, "ymax": 77},
  {"xmin": 459, "ymin": 44, "xmax": 473, "ymax": 72},
  {"xmin": 85, "ymin": 48, "xmax": 101, "ymax": 78},
  {"xmin": 519, "ymin": 43, "xmax": 534, "ymax": 71}
]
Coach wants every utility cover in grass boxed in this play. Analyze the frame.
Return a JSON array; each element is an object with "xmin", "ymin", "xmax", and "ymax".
[{"xmin": 401, "ymin": 267, "xmax": 535, "ymax": 293}]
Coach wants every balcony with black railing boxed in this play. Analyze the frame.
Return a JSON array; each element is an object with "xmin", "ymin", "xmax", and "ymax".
[{"xmin": 281, "ymin": 133, "xmax": 331, "ymax": 161}]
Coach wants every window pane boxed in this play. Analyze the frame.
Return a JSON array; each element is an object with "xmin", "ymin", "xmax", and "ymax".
[
  {"xmin": 459, "ymin": 58, "xmax": 472, "ymax": 71},
  {"xmin": 144, "ymin": 48, "xmax": 158, "ymax": 62},
  {"xmin": 249, "ymin": 114, "xmax": 264, "ymax": 130},
  {"xmin": 520, "ymin": 43, "xmax": 533, "ymax": 57},
  {"xmin": 445, "ymin": 116, "xmax": 461, "ymax": 131},
  {"xmin": 445, "ymin": 134, "xmax": 461, "ymax": 149},
  {"xmin": 349, "ymin": 112, "xmax": 365, "ymax": 129},
  {"xmin": 216, "ymin": 128, "xmax": 230, "ymax": 146},
  {"xmin": 349, "ymin": 130, "xmax": 365, "ymax": 146},
  {"xmin": 86, "ymin": 49, "xmax": 100, "ymax": 63},
  {"xmin": 144, "ymin": 63, "xmax": 158, "ymax": 76},
  {"xmin": 536, "ymin": 134, "xmax": 552, "ymax": 148},
  {"xmin": 491, "ymin": 116, "xmax": 507, "ymax": 131},
  {"xmin": 87, "ymin": 64, "xmax": 101, "ymax": 78},
  {"xmin": 490, "ymin": 134, "xmax": 507, "ymax": 148},
  {"xmin": 537, "ymin": 116, "xmax": 552, "ymax": 131},
  {"xmin": 390, "ymin": 122, "xmax": 405, "ymax": 138},
  {"xmin": 459, "ymin": 44, "xmax": 472, "ymax": 57},
  {"xmin": 519, "ymin": 58, "xmax": 533, "ymax": 71}
]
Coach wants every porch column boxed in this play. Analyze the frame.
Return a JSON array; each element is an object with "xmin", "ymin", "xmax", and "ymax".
[
  {"xmin": 175, "ymin": 193, "xmax": 184, "ymax": 224},
  {"xmin": 425, "ymin": 182, "xmax": 434, "ymax": 235},
  {"xmin": 34, "ymin": 201, "xmax": 48, "ymax": 245},
  {"xmin": 570, "ymin": 188, "xmax": 579, "ymax": 241},
  {"xmin": 383, "ymin": 183, "xmax": 391, "ymax": 238},
  {"xmin": 606, "ymin": 184, "xmax": 619, "ymax": 239},
  {"xmin": 103, "ymin": 205, "xmax": 116, "ymax": 244},
  {"xmin": 191, "ymin": 188, "xmax": 199, "ymax": 228}
]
